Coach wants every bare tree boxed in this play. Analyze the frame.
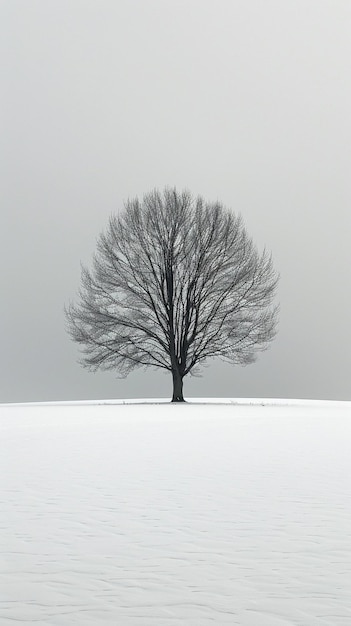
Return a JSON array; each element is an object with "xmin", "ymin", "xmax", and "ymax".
[{"xmin": 65, "ymin": 188, "xmax": 279, "ymax": 402}]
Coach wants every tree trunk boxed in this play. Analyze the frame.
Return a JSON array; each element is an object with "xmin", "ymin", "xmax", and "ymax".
[{"xmin": 171, "ymin": 369, "xmax": 185, "ymax": 402}]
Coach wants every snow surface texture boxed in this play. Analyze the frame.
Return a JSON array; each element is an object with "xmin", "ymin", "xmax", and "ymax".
[{"xmin": 1, "ymin": 400, "xmax": 351, "ymax": 625}]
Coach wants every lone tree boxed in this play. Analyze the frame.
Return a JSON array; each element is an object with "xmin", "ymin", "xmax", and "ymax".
[{"xmin": 65, "ymin": 188, "xmax": 279, "ymax": 402}]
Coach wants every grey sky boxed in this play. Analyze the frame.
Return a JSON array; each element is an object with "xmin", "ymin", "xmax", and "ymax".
[{"xmin": 1, "ymin": 0, "xmax": 350, "ymax": 402}]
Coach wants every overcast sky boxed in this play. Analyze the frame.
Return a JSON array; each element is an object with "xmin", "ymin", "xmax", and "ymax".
[{"xmin": 1, "ymin": 0, "xmax": 350, "ymax": 402}]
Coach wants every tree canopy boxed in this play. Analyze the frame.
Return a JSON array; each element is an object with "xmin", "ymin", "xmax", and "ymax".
[{"xmin": 65, "ymin": 188, "xmax": 279, "ymax": 401}]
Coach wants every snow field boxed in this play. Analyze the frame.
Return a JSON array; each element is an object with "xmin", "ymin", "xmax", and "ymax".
[{"xmin": 0, "ymin": 401, "xmax": 351, "ymax": 625}]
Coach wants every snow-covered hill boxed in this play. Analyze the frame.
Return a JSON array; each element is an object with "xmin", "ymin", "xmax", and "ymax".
[{"xmin": 1, "ymin": 400, "xmax": 351, "ymax": 625}]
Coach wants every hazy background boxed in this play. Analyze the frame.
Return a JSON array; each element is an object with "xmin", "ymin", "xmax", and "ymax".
[{"xmin": 1, "ymin": 0, "xmax": 350, "ymax": 402}]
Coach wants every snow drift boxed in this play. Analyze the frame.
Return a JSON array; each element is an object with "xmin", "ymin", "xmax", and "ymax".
[{"xmin": 1, "ymin": 400, "xmax": 351, "ymax": 625}]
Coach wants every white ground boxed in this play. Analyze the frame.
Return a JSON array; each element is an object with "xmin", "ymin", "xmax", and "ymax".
[{"xmin": 1, "ymin": 399, "xmax": 351, "ymax": 625}]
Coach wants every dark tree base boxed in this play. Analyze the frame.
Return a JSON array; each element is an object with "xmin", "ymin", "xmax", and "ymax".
[{"xmin": 171, "ymin": 371, "xmax": 184, "ymax": 403}]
